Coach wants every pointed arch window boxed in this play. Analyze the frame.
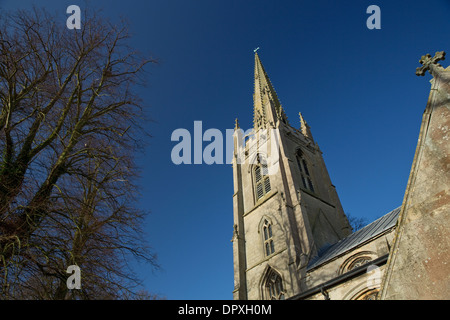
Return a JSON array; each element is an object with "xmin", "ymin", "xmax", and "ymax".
[
  {"xmin": 262, "ymin": 268, "xmax": 285, "ymax": 300},
  {"xmin": 296, "ymin": 150, "xmax": 315, "ymax": 193},
  {"xmin": 254, "ymin": 156, "xmax": 271, "ymax": 200},
  {"xmin": 262, "ymin": 219, "xmax": 275, "ymax": 256}
]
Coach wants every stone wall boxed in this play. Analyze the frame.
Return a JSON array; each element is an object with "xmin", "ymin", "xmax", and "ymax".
[{"xmin": 379, "ymin": 65, "xmax": 450, "ymax": 300}]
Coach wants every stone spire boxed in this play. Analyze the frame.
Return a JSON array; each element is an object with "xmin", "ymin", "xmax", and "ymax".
[{"xmin": 253, "ymin": 52, "xmax": 288, "ymax": 129}]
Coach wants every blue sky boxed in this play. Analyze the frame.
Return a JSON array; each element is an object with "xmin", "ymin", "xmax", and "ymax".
[{"xmin": 1, "ymin": 0, "xmax": 450, "ymax": 300}]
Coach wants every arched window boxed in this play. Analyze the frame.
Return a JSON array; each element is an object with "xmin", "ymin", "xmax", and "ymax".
[
  {"xmin": 338, "ymin": 252, "xmax": 376, "ymax": 275},
  {"xmin": 254, "ymin": 155, "xmax": 271, "ymax": 200},
  {"xmin": 262, "ymin": 219, "xmax": 275, "ymax": 256},
  {"xmin": 262, "ymin": 268, "xmax": 285, "ymax": 300},
  {"xmin": 347, "ymin": 257, "xmax": 372, "ymax": 271},
  {"xmin": 354, "ymin": 288, "xmax": 379, "ymax": 300},
  {"xmin": 296, "ymin": 150, "xmax": 314, "ymax": 192}
]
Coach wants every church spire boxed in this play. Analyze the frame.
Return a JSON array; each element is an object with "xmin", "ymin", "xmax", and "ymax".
[{"xmin": 253, "ymin": 52, "xmax": 288, "ymax": 129}]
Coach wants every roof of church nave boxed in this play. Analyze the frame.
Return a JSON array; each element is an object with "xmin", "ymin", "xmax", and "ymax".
[{"xmin": 308, "ymin": 207, "xmax": 401, "ymax": 270}]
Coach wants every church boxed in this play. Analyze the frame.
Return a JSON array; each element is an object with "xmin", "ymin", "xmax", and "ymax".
[{"xmin": 231, "ymin": 51, "xmax": 450, "ymax": 300}]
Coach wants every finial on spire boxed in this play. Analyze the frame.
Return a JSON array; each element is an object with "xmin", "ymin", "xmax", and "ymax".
[
  {"xmin": 253, "ymin": 47, "xmax": 260, "ymax": 53},
  {"xmin": 416, "ymin": 51, "xmax": 446, "ymax": 76},
  {"xmin": 234, "ymin": 118, "xmax": 240, "ymax": 130}
]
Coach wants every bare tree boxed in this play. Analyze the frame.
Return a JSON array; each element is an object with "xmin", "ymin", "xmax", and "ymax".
[
  {"xmin": 0, "ymin": 7, "xmax": 158, "ymax": 299},
  {"xmin": 346, "ymin": 212, "xmax": 368, "ymax": 232}
]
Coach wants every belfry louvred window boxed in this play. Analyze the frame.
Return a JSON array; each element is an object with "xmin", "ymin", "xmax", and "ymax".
[
  {"xmin": 296, "ymin": 150, "xmax": 315, "ymax": 193},
  {"xmin": 254, "ymin": 156, "xmax": 271, "ymax": 200}
]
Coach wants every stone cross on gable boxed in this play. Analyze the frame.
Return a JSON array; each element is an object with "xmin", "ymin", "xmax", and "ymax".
[{"xmin": 416, "ymin": 51, "xmax": 446, "ymax": 76}]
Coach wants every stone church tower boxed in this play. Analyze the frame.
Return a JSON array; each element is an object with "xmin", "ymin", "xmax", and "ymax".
[{"xmin": 231, "ymin": 53, "xmax": 352, "ymax": 300}]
